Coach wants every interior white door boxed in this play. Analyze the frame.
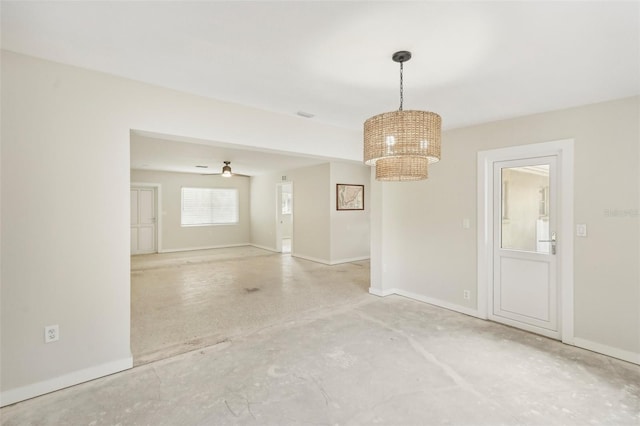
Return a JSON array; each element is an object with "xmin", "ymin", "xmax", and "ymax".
[
  {"xmin": 131, "ymin": 187, "xmax": 156, "ymax": 254},
  {"xmin": 492, "ymin": 156, "xmax": 559, "ymax": 339}
]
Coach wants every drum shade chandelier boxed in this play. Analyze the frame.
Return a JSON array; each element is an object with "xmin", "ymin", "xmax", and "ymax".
[{"xmin": 364, "ymin": 51, "xmax": 441, "ymax": 181}]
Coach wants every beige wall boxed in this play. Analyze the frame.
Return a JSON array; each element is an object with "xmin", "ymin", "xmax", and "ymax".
[
  {"xmin": 250, "ymin": 162, "xmax": 371, "ymax": 264},
  {"xmin": 249, "ymin": 172, "xmax": 280, "ymax": 251},
  {"xmin": 290, "ymin": 163, "xmax": 332, "ymax": 262},
  {"xmin": 0, "ymin": 51, "xmax": 358, "ymax": 405},
  {"xmin": 250, "ymin": 164, "xmax": 332, "ymax": 263},
  {"xmin": 330, "ymin": 162, "xmax": 371, "ymax": 262},
  {"xmin": 371, "ymin": 96, "xmax": 640, "ymax": 358},
  {"xmin": 131, "ymin": 170, "xmax": 250, "ymax": 251}
]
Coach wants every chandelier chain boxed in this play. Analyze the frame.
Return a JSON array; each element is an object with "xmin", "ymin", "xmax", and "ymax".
[{"xmin": 399, "ymin": 62, "xmax": 404, "ymax": 111}]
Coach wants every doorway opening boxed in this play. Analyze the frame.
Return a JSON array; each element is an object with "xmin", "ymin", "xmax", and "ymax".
[
  {"xmin": 477, "ymin": 139, "xmax": 575, "ymax": 344},
  {"xmin": 276, "ymin": 182, "xmax": 293, "ymax": 254}
]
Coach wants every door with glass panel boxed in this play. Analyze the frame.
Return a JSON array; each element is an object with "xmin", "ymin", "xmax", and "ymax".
[{"xmin": 492, "ymin": 156, "xmax": 558, "ymax": 338}]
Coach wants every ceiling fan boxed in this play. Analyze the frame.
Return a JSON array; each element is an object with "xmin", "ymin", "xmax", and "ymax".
[{"xmin": 197, "ymin": 161, "xmax": 250, "ymax": 177}]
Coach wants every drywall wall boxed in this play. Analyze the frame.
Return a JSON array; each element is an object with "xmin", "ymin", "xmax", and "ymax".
[
  {"xmin": 0, "ymin": 51, "xmax": 359, "ymax": 405},
  {"xmin": 130, "ymin": 169, "xmax": 250, "ymax": 251},
  {"xmin": 250, "ymin": 162, "xmax": 370, "ymax": 264},
  {"xmin": 371, "ymin": 96, "xmax": 640, "ymax": 359},
  {"xmin": 250, "ymin": 164, "xmax": 331, "ymax": 263},
  {"xmin": 330, "ymin": 162, "xmax": 371, "ymax": 263},
  {"xmin": 290, "ymin": 163, "xmax": 331, "ymax": 263},
  {"xmin": 249, "ymin": 172, "xmax": 280, "ymax": 252}
]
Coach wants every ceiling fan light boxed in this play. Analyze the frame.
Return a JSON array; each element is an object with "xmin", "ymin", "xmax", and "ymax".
[{"xmin": 221, "ymin": 161, "xmax": 232, "ymax": 177}]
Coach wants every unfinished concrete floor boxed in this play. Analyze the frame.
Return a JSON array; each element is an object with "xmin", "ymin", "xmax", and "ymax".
[
  {"xmin": 2, "ymin": 248, "xmax": 639, "ymax": 425},
  {"xmin": 130, "ymin": 247, "xmax": 370, "ymax": 365}
]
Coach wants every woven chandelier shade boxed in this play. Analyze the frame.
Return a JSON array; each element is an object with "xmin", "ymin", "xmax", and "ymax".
[
  {"xmin": 375, "ymin": 155, "xmax": 428, "ymax": 181},
  {"xmin": 363, "ymin": 51, "xmax": 442, "ymax": 181},
  {"xmin": 364, "ymin": 110, "xmax": 442, "ymax": 166}
]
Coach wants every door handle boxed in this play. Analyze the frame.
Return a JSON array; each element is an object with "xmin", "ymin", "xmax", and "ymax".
[
  {"xmin": 538, "ymin": 232, "xmax": 556, "ymax": 243},
  {"xmin": 538, "ymin": 232, "xmax": 557, "ymax": 255}
]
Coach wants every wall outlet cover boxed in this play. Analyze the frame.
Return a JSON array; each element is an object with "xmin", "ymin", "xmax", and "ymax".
[{"xmin": 45, "ymin": 325, "xmax": 59, "ymax": 343}]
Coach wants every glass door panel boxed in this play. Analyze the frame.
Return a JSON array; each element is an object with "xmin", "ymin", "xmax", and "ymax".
[{"xmin": 500, "ymin": 165, "xmax": 550, "ymax": 253}]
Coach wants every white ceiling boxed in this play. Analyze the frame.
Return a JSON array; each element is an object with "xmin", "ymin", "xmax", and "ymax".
[
  {"xmin": 3, "ymin": 1, "xmax": 639, "ymax": 174},
  {"xmin": 130, "ymin": 130, "xmax": 343, "ymax": 176}
]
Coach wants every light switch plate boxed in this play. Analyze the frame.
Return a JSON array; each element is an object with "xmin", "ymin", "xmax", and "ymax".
[{"xmin": 576, "ymin": 224, "xmax": 587, "ymax": 237}]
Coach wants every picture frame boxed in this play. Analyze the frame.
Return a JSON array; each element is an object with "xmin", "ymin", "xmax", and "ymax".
[{"xmin": 336, "ymin": 184, "xmax": 364, "ymax": 211}]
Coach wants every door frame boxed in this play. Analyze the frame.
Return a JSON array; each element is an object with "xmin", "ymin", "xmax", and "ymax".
[
  {"xmin": 131, "ymin": 182, "xmax": 162, "ymax": 253},
  {"xmin": 477, "ymin": 139, "xmax": 574, "ymax": 345},
  {"xmin": 275, "ymin": 181, "xmax": 293, "ymax": 253}
]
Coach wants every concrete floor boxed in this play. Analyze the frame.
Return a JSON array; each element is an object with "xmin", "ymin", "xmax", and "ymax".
[
  {"xmin": 130, "ymin": 246, "xmax": 369, "ymax": 365},
  {"xmin": 2, "ymin": 248, "xmax": 639, "ymax": 425}
]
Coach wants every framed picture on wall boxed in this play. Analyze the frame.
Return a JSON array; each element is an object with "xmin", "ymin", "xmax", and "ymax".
[{"xmin": 336, "ymin": 184, "xmax": 364, "ymax": 211}]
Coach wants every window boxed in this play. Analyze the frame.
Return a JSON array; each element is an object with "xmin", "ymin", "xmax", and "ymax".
[{"xmin": 181, "ymin": 187, "xmax": 238, "ymax": 226}]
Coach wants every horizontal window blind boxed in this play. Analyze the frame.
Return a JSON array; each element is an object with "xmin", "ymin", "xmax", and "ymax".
[{"xmin": 181, "ymin": 187, "xmax": 238, "ymax": 226}]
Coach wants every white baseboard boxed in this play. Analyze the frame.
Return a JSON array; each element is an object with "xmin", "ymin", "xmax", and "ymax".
[
  {"xmin": 0, "ymin": 356, "xmax": 133, "ymax": 407},
  {"xmin": 291, "ymin": 253, "xmax": 332, "ymax": 265},
  {"xmin": 368, "ymin": 287, "xmax": 395, "ymax": 297},
  {"xmin": 369, "ymin": 289, "xmax": 639, "ymax": 366},
  {"xmin": 291, "ymin": 254, "xmax": 370, "ymax": 266},
  {"xmin": 393, "ymin": 288, "xmax": 481, "ymax": 318},
  {"xmin": 329, "ymin": 256, "xmax": 370, "ymax": 265},
  {"xmin": 250, "ymin": 244, "xmax": 279, "ymax": 252},
  {"xmin": 573, "ymin": 338, "xmax": 640, "ymax": 365},
  {"xmin": 159, "ymin": 243, "xmax": 250, "ymax": 253},
  {"xmin": 369, "ymin": 287, "xmax": 481, "ymax": 318}
]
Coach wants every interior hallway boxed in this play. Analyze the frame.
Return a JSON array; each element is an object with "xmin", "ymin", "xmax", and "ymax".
[{"xmin": 2, "ymin": 248, "xmax": 638, "ymax": 425}]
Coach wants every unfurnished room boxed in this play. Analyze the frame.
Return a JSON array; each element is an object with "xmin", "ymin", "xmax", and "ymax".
[{"xmin": 1, "ymin": 1, "xmax": 639, "ymax": 425}]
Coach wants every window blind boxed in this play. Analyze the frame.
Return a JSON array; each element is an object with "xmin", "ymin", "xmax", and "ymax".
[{"xmin": 181, "ymin": 187, "xmax": 238, "ymax": 226}]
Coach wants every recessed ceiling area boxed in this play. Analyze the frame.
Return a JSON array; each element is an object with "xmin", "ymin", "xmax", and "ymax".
[{"xmin": 130, "ymin": 130, "xmax": 345, "ymax": 177}]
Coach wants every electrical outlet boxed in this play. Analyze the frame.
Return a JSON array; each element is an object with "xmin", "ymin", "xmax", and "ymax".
[
  {"xmin": 45, "ymin": 325, "xmax": 59, "ymax": 343},
  {"xmin": 463, "ymin": 290, "xmax": 471, "ymax": 300}
]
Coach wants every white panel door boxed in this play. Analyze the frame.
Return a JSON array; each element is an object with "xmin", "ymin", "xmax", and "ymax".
[
  {"xmin": 492, "ymin": 156, "xmax": 559, "ymax": 338},
  {"xmin": 131, "ymin": 187, "xmax": 156, "ymax": 254}
]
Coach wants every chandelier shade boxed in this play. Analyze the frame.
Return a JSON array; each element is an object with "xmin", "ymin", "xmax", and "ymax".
[
  {"xmin": 363, "ymin": 51, "xmax": 442, "ymax": 181},
  {"xmin": 375, "ymin": 155, "xmax": 428, "ymax": 181},
  {"xmin": 363, "ymin": 110, "xmax": 441, "ymax": 165}
]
